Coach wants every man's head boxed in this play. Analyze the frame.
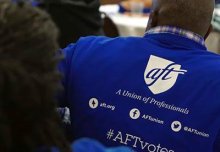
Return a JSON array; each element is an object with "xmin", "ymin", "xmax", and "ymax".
[{"xmin": 146, "ymin": 0, "xmax": 215, "ymax": 38}]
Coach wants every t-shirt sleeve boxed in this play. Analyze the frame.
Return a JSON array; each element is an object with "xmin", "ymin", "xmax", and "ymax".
[
  {"xmin": 56, "ymin": 36, "xmax": 100, "ymax": 106},
  {"xmin": 57, "ymin": 43, "xmax": 76, "ymax": 107}
]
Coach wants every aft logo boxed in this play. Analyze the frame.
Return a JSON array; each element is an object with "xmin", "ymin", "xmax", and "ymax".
[{"xmin": 144, "ymin": 55, "xmax": 187, "ymax": 94}]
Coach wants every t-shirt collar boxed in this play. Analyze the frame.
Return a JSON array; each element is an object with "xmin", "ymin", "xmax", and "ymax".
[{"xmin": 144, "ymin": 26, "xmax": 205, "ymax": 47}]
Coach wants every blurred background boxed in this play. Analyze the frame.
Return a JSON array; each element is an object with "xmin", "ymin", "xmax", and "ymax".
[
  {"xmin": 101, "ymin": 0, "xmax": 220, "ymax": 54},
  {"xmin": 17, "ymin": 0, "xmax": 220, "ymax": 53}
]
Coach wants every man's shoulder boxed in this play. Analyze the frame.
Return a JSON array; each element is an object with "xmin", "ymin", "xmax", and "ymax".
[
  {"xmin": 202, "ymin": 51, "xmax": 220, "ymax": 67},
  {"xmin": 77, "ymin": 36, "xmax": 115, "ymax": 44},
  {"xmin": 75, "ymin": 36, "xmax": 138, "ymax": 48},
  {"xmin": 78, "ymin": 36, "xmax": 131, "ymax": 42},
  {"xmin": 62, "ymin": 36, "xmax": 142, "ymax": 58},
  {"xmin": 195, "ymin": 51, "xmax": 220, "ymax": 78}
]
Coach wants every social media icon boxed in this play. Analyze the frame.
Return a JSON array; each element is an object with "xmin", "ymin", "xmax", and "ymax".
[
  {"xmin": 171, "ymin": 121, "xmax": 182, "ymax": 132},
  {"xmin": 89, "ymin": 98, "xmax": 99, "ymax": 109},
  {"xmin": 129, "ymin": 108, "xmax": 140, "ymax": 119}
]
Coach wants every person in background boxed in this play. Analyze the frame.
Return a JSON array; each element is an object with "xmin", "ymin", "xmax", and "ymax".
[
  {"xmin": 58, "ymin": 0, "xmax": 220, "ymax": 151},
  {"xmin": 119, "ymin": 0, "xmax": 152, "ymax": 13},
  {"xmin": 0, "ymin": 1, "xmax": 132, "ymax": 152},
  {"xmin": 100, "ymin": 0, "xmax": 152, "ymax": 14},
  {"xmin": 38, "ymin": 0, "xmax": 104, "ymax": 48}
]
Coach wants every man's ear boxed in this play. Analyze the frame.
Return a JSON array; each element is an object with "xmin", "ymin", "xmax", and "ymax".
[
  {"xmin": 204, "ymin": 25, "xmax": 213, "ymax": 40},
  {"xmin": 146, "ymin": 10, "xmax": 158, "ymax": 31}
]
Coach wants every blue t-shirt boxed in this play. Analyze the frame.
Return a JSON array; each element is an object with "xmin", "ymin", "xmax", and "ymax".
[
  {"xmin": 37, "ymin": 138, "xmax": 132, "ymax": 152},
  {"xmin": 58, "ymin": 29, "xmax": 220, "ymax": 152},
  {"xmin": 72, "ymin": 138, "xmax": 132, "ymax": 152}
]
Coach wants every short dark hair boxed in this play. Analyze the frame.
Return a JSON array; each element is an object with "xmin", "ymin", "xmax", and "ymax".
[
  {"xmin": 152, "ymin": 0, "xmax": 214, "ymax": 37},
  {"xmin": 0, "ymin": 1, "xmax": 70, "ymax": 152}
]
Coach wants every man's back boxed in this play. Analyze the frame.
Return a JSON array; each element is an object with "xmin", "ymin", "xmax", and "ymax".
[{"xmin": 59, "ymin": 27, "xmax": 220, "ymax": 152}]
